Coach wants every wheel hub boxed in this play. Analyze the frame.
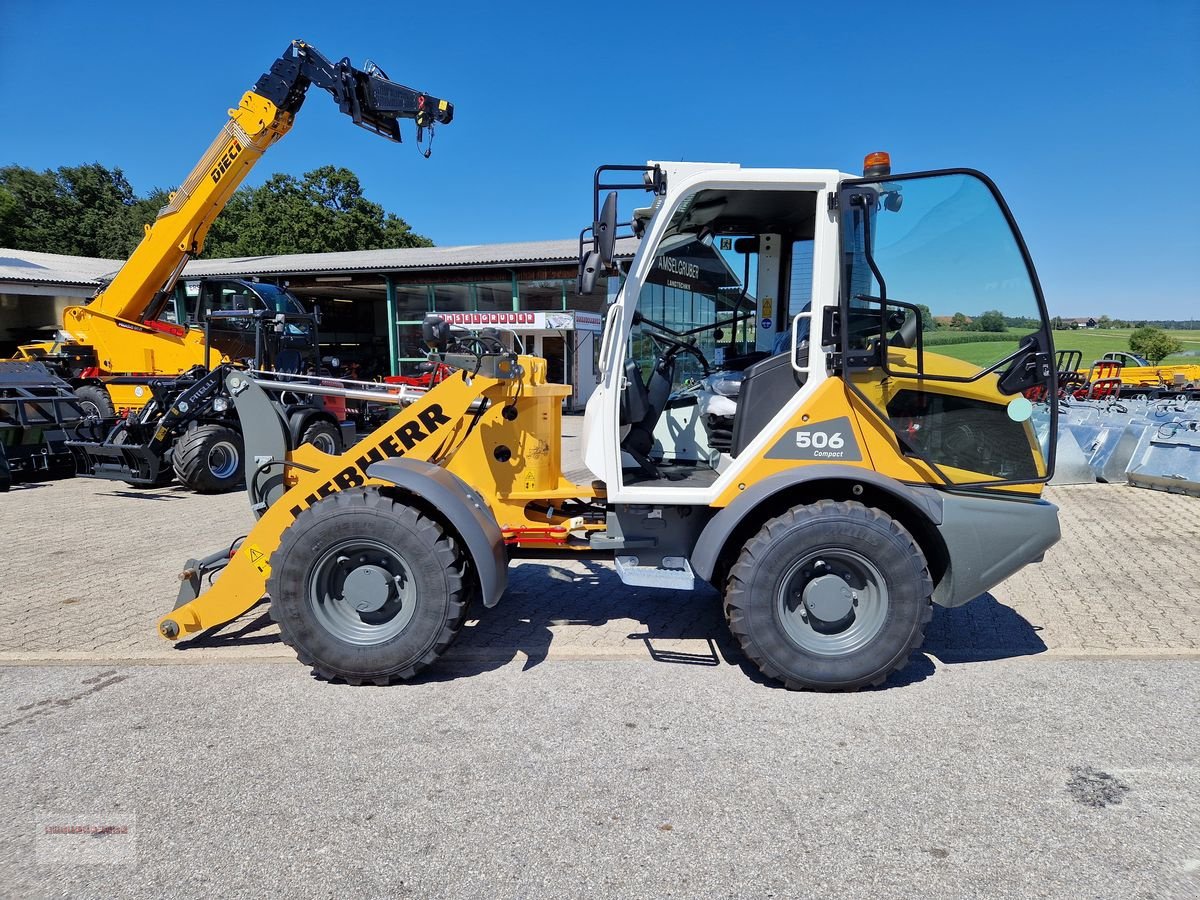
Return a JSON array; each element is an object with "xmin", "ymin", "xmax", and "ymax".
[
  {"xmin": 777, "ymin": 549, "xmax": 889, "ymax": 657},
  {"xmin": 342, "ymin": 565, "xmax": 394, "ymax": 613},
  {"xmin": 802, "ymin": 573, "xmax": 855, "ymax": 625}
]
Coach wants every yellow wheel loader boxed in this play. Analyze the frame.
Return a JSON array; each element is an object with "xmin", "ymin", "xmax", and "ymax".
[
  {"xmin": 161, "ymin": 154, "xmax": 1061, "ymax": 691},
  {"xmin": 11, "ymin": 40, "xmax": 451, "ymax": 417}
]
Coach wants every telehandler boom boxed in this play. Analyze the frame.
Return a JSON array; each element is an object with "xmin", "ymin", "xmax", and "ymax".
[
  {"xmin": 162, "ymin": 154, "xmax": 1062, "ymax": 692},
  {"xmin": 12, "ymin": 40, "xmax": 451, "ymax": 415}
]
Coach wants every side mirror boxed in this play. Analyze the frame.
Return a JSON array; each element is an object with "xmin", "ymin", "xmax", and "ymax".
[
  {"xmin": 596, "ymin": 191, "xmax": 618, "ymax": 267},
  {"xmin": 578, "ymin": 250, "xmax": 600, "ymax": 295},
  {"xmin": 422, "ymin": 316, "xmax": 451, "ymax": 352}
]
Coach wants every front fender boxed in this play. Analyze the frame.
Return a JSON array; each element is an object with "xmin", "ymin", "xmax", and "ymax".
[{"xmin": 367, "ymin": 458, "xmax": 508, "ymax": 608}]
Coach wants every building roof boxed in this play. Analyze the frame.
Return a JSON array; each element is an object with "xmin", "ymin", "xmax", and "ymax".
[
  {"xmin": 0, "ymin": 236, "xmax": 638, "ymax": 290},
  {"xmin": 183, "ymin": 236, "xmax": 639, "ymax": 279},
  {"xmin": 0, "ymin": 248, "xmax": 121, "ymax": 287}
]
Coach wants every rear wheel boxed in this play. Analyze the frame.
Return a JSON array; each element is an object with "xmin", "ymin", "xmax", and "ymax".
[
  {"xmin": 268, "ymin": 487, "xmax": 469, "ymax": 684},
  {"xmin": 724, "ymin": 500, "xmax": 933, "ymax": 691},
  {"xmin": 74, "ymin": 384, "xmax": 115, "ymax": 420},
  {"xmin": 171, "ymin": 424, "xmax": 243, "ymax": 493},
  {"xmin": 300, "ymin": 419, "xmax": 340, "ymax": 454}
]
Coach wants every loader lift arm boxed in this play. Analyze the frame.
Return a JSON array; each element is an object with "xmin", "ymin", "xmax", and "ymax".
[{"xmin": 77, "ymin": 40, "xmax": 453, "ymax": 339}]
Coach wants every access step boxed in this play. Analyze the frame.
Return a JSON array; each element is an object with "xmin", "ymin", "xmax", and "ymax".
[{"xmin": 613, "ymin": 555, "xmax": 695, "ymax": 591}]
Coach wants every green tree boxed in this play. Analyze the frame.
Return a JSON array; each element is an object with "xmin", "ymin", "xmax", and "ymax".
[
  {"xmin": 0, "ymin": 162, "xmax": 430, "ymax": 259},
  {"xmin": 950, "ymin": 311, "xmax": 968, "ymax": 329},
  {"xmin": 915, "ymin": 303, "xmax": 937, "ymax": 331},
  {"xmin": 1097, "ymin": 315, "xmax": 1111, "ymax": 328},
  {"xmin": 974, "ymin": 309, "xmax": 1006, "ymax": 333},
  {"xmin": 1129, "ymin": 326, "xmax": 1184, "ymax": 364},
  {"xmin": 0, "ymin": 163, "xmax": 158, "ymax": 257},
  {"xmin": 203, "ymin": 166, "xmax": 431, "ymax": 257}
]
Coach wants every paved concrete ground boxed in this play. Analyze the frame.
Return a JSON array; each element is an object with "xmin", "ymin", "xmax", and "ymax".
[
  {"xmin": 2, "ymin": 424, "xmax": 1198, "ymax": 897},
  {"xmin": 1, "ymin": 418, "xmax": 1197, "ymax": 668},
  {"xmin": 1, "ymin": 658, "xmax": 1197, "ymax": 899}
]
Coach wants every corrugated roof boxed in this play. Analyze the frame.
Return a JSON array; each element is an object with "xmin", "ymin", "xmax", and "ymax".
[
  {"xmin": 0, "ymin": 248, "xmax": 122, "ymax": 287},
  {"xmin": 0, "ymin": 237, "xmax": 637, "ymax": 289},
  {"xmin": 182, "ymin": 236, "xmax": 639, "ymax": 278}
]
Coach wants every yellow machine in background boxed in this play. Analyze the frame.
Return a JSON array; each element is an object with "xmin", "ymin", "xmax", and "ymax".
[
  {"xmin": 12, "ymin": 40, "xmax": 451, "ymax": 416},
  {"xmin": 162, "ymin": 155, "xmax": 1063, "ymax": 693}
]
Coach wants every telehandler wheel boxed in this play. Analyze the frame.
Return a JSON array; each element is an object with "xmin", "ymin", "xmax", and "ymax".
[
  {"xmin": 300, "ymin": 419, "xmax": 340, "ymax": 454},
  {"xmin": 171, "ymin": 424, "xmax": 244, "ymax": 494},
  {"xmin": 724, "ymin": 500, "xmax": 933, "ymax": 692},
  {"xmin": 267, "ymin": 487, "xmax": 469, "ymax": 685},
  {"xmin": 74, "ymin": 384, "xmax": 115, "ymax": 420}
]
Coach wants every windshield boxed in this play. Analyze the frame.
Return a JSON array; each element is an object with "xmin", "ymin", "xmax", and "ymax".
[{"xmin": 251, "ymin": 282, "xmax": 307, "ymax": 314}]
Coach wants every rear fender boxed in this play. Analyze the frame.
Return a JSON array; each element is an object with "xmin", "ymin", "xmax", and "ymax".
[{"xmin": 367, "ymin": 458, "xmax": 508, "ymax": 608}]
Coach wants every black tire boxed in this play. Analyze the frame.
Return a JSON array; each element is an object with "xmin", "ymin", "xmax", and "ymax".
[
  {"xmin": 300, "ymin": 419, "xmax": 341, "ymax": 454},
  {"xmin": 74, "ymin": 384, "xmax": 115, "ymax": 420},
  {"xmin": 268, "ymin": 488, "xmax": 469, "ymax": 684},
  {"xmin": 724, "ymin": 500, "xmax": 933, "ymax": 691},
  {"xmin": 171, "ymin": 424, "xmax": 244, "ymax": 493}
]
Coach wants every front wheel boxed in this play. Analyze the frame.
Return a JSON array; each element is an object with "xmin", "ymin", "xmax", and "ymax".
[
  {"xmin": 171, "ymin": 424, "xmax": 244, "ymax": 493},
  {"xmin": 268, "ymin": 488, "xmax": 469, "ymax": 685},
  {"xmin": 724, "ymin": 500, "xmax": 933, "ymax": 691}
]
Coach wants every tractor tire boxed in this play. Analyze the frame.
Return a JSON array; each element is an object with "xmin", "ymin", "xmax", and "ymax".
[
  {"xmin": 171, "ymin": 424, "xmax": 244, "ymax": 494},
  {"xmin": 74, "ymin": 384, "xmax": 115, "ymax": 420},
  {"xmin": 724, "ymin": 500, "xmax": 933, "ymax": 692},
  {"xmin": 268, "ymin": 487, "xmax": 469, "ymax": 685},
  {"xmin": 300, "ymin": 419, "xmax": 341, "ymax": 455}
]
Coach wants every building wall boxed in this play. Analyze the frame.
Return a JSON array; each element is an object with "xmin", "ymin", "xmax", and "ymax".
[{"xmin": 0, "ymin": 293, "xmax": 78, "ymax": 354}]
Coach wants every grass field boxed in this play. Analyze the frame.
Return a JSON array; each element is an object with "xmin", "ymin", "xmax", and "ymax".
[{"xmin": 933, "ymin": 328, "xmax": 1200, "ymax": 367}]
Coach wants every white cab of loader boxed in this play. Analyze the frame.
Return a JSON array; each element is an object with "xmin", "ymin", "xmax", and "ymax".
[{"xmin": 582, "ymin": 161, "xmax": 851, "ymax": 504}]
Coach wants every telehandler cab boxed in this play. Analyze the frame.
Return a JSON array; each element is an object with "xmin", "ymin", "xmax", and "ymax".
[{"xmin": 161, "ymin": 154, "xmax": 1061, "ymax": 691}]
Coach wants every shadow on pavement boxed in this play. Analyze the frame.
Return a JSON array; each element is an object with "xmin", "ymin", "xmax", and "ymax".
[
  {"xmin": 924, "ymin": 592, "xmax": 1048, "ymax": 662},
  {"xmin": 181, "ymin": 598, "xmax": 280, "ymax": 649},
  {"xmin": 104, "ymin": 489, "xmax": 187, "ymax": 501},
  {"xmin": 176, "ymin": 566, "xmax": 1049, "ymax": 691}
]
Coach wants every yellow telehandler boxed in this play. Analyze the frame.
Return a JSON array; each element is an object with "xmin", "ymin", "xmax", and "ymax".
[
  {"xmin": 11, "ymin": 40, "xmax": 451, "ymax": 416},
  {"xmin": 162, "ymin": 154, "xmax": 1061, "ymax": 691}
]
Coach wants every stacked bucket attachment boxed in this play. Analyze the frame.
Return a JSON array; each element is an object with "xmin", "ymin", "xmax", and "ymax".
[
  {"xmin": 0, "ymin": 362, "xmax": 95, "ymax": 491},
  {"xmin": 1044, "ymin": 396, "xmax": 1200, "ymax": 496}
]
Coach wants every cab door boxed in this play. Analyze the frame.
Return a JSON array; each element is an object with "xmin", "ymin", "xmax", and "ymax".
[{"xmin": 836, "ymin": 170, "xmax": 1056, "ymax": 488}]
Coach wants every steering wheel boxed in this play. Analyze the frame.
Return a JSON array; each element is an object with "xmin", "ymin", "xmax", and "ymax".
[{"xmin": 646, "ymin": 330, "xmax": 711, "ymax": 376}]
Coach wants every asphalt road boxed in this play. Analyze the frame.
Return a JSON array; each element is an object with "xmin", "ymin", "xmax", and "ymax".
[{"xmin": 2, "ymin": 657, "xmax": 1197, "ymax": 899}]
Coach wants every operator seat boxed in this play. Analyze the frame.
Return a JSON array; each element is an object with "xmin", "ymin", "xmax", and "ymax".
[
  {"xmin": 275, "ymin": 349, "xmax": 303, "ymax": 374},
  {"xmin": 619, "ymin": 359, "xmax": 655, "ymax": 471}
]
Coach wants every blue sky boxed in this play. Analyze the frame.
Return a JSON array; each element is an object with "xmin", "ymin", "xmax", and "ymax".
[{"xmin": 1, "ymin": 0, "xmax": 1197, "ymax": 318}]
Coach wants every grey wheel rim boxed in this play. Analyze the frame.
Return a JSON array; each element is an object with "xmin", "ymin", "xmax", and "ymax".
[
  {"xmin": 206, "ymin": 441, "xmax": 240, "ymax": 480},
  {"xmin": 79, "ymin": 400, "xmax": 102, "ymax": 418},
  {"xmin": 776, "ymin": 549, "xmax": 889, "ymax": 656},
  {"xmin": 310, "ymin": 431, "xmax": 338, "ymax": 454},
  {"xmin": 308, "ymin": 539, "xmax": 417, "ymax": 646}
]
